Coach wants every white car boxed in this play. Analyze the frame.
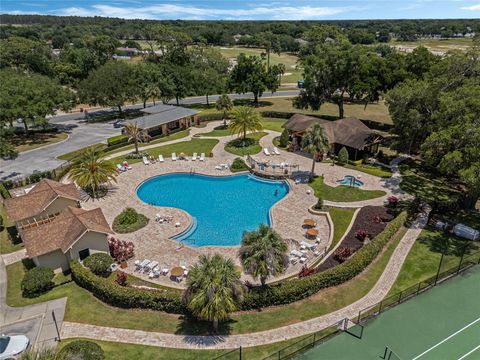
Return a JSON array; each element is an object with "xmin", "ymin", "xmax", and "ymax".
[{"xmin": 0, "ymin": 335, "xmax": 30, "ymax": 359}]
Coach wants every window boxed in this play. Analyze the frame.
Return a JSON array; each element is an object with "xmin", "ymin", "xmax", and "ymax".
[{"xmin": 78, "ymin": 248, "xmax": 90, "ymax": 260}]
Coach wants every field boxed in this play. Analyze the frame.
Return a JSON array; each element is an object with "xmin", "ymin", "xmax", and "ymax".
[
  {"xmin": 391, "ymin": 37, "xmax": 474, "ymax": 53},
  {"xmin": 216, "ymin": 46, "xmax": 302, "ymax": 84}
]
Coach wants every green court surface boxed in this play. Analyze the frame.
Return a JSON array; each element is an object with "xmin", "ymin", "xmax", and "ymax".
[{"xmin": 296, "ymin": 266, "xmax": 480, "ymax": 360}]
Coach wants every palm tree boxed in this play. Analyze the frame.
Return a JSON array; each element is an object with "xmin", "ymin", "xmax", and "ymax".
[
  {"xmin": 301, "ymin": 123, "xmax": 330, "ymax": 176},
  {"xmin": 124, "ymin": 122, "xmax": 150, "ymax": 154},
  {"xmin": 229, "ymin": 106, "xmax": 263, "ymax": 140},
  {"xmin": 184, "ymin": 254, "xmax": 243, "ymax": 332},
  {"xmin": 215, "ymin": 94, "xmax": 233, "ymax": 127},
  {"xmin": 239, "ymin": 224, "xmax": 288, "ymax": 286},
  {"xmin": 69, "ymin": 147, "xmax": 118, "ymax": 198}
]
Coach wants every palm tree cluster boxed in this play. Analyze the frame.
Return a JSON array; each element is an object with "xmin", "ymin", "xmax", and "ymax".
[
  {"xmin": 184, "ymin": 254, "xmax": 243, "ymax": 332},
  {"xmin": 239, "ymin": 224, "xmax": 288, "ymax": 286},
  {"xmin": 68, "ymin": 147, "xmax": 118, "ymax": 198}
]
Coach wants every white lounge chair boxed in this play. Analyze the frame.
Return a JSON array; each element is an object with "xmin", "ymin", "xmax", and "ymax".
[
  {"xmin": 215, "ymin": 165, "xmax": 223, "ymax": 170},
  {"xmin": 122, "ymin": 161, "xmax": 132, "ymax": 170},
  {"xmin": 116, "ymin": 164, "xmax": 126, "ymax": 172},
  {"xmin": 192, "ymin": 153, "xmax": 197, "ymax": 161},
  {"xmin": 172, "ymin": 153, "xmax": 177, "ymax": 161},
  {"xmin": 299, "ymin": 257, "xmax": 307, "ymax": 263},
  {"xmin": 273, "ymin": 147, "xmax": 281, "ymax": 155},
  {"xmin": 290, "ymin": 249, "xmax": 303, "ymax": 258},
  {"xmin": 300, "ymin": 240, "xmax": 316, "ymax": 250},
  {"xmin": 142, "ymin": 156, "xmax": 150, "ymax": 165},
  {"xmin": 263, "ymin": 148, "xmax": 271, "ymax": 156},
  {"xmin": 158, "ymin": 155, "xmax": 164, "ymax": 162},
  {"xmin": 199, "ymin": 153, "xmax": 205, "ymax": 161}
]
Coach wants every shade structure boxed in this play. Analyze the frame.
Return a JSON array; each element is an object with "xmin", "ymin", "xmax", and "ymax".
[
  {"xmin": 304, "ymin": 219, "xmax": 315, "ymax": 227},
  {"xmin": 306, "ymin": 228, "xmax": 319, "ymax": 237}
]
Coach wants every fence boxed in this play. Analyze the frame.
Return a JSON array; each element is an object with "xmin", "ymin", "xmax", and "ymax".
[
  {"xmin": 213, "ymin": 247, "xmax": 480, "ymax": 360},
  {"xmin": 245, "ymin": 155, "xmax": 301, "ymax": 179}
]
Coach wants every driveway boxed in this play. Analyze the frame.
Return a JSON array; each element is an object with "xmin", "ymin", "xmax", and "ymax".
[
  {"xmin": 0, "ymin": 117, "xmax": 121, "ymax": 181},
  {"xmin": 0, "ymin": 90, "xmax": 300, "ymax": 181}
]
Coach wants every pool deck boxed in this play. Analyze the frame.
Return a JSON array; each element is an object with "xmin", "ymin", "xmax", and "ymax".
[
  {"xmin": 81, "ymin": 158, "xmax": 330, "ymax": 288},
  {"xmin": 79, "ymin": 122, "xmax": 407, "ymax": 288}
]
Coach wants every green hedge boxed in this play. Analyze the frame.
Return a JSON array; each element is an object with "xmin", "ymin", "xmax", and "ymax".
[
  {"xmin": 107, "ymin": 135, "xmax": 128, "ymax": 147},
  {"xmin": 21, "ymin": 266, "xmax": 54, "ymax": 297},
  {"xmin": 0, "ymin": 183, "xmax": 10, "ymax": 199},
  {"xmin": 230, "ymin": 158, "xmax": 249, "ymax": 173},
  {"xmin": 198, "ymin": 112, "xmax": 225, "ymax": 121},
  {"xmin": 58, "ymin": 340, "xmax": 105, "ymax": 360},
  {"xmin": 241, "ymin": 211, "xmax": 407, "ymax": 309},
  {"xmin": 70, "ymin": 261, "xmax": 184, "ymax": 313}
]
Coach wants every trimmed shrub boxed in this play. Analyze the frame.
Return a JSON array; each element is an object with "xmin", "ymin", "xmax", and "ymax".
[
  {"xmin": 21, "ymin": 266, "xmax": 54, "ymax": 297},
  {"xmin": 230, "ymin": 158, "xmax": 248, "ymax": 172},
  {"xmin": 57, "ymin": 340, "xmax": 104, "ymax": 360},
  {"xmin": 313, "ymin": 197, "xmax": 323, "ymax": 210},
  {"xmin": 108, "ymin": 236, "xmax": 135, "ymax": 263},
  {"xmin": 241, "ymin": 211, "xmax": 407, "ymax": 309},
  {"xmin": 107, "ymin": 135, "xmax": 128, "ymax": 147},
  {"xmin": 112, "ymin": 208, "xmax": 148, "ymax": 233},
  {"xmin": 84, "ymin": 253, "xmax": 114, "ymax": 277},
  {"xmin": 70, "ymin": 260, "xmax": 184, "ymax": 313},
  {"xmin": 279, "ymin": 129, "xmax": 290, "ymax": 148},
  {"xmin": 333, "ymin": 247, "xmax": 352, "ymax": 263},
  {"xmin": 338, "ymin": 147, "xmax": 349, "ymax": 165}
]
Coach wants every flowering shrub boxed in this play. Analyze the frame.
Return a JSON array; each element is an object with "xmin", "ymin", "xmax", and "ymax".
[
  {"xmin": 116, "ymin": 271, "xmax": 128, "ymax": 286},
  {"xmin": 372, "ymin": 215, "xmax": 382, "ymax": 223},
  {"xmin": 108, "ymin": 236, "xmax": 135, "ymax": 263},
  {"xmin": 333, "ymin": 247, "xmax": 352, "ymax": 263},
  {"xmin": 298, "ymin": 265, "xmax": 315, "ymax": 278},
  {"xmin": 387, "ymin": 196, "xmax": 399, "ymax": 207},
  {"xmin": 355, "ymin": 229, "xmax": 370, "ymax": 241}
]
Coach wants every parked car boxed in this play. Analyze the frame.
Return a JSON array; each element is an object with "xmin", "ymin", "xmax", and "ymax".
[
  {"xmin": 113, "ymin": 119, "xmax": 125, "ymax": 128},
  {"xmin": 0, "ymin": 335, "xmax": 30, "ymax": 359}
]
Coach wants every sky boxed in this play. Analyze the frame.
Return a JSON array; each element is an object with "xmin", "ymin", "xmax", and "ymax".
[{"xmin": 1, "ymin": 0, "xmax": 480, "ymax": 20}]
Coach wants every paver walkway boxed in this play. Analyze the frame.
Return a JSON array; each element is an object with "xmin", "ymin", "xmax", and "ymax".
[
  {"xmin": 2, "ymin": 249, "xmax": 27, "ymax": 265},
  {"xmin": 0, "ymin": 255, "xmax": 67, "ymax": 350},
  {"xmin": 61, "ymin": 205, "xmax": 431, "ymax": 349}
]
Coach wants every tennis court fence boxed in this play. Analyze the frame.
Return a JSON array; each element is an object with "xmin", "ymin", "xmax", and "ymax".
[{"xmin": 213, "ymin": 248, "xmax": 480, "ymax": 360}]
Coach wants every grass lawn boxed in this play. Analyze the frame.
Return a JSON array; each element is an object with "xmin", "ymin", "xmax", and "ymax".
[
  {"xmin": 310, "ymin": 176, "xmax": 386, "ymax": 203},
  {"xmin": 387, "ymin": 227, "xmax": 479, "ymax": 296},
  {"xmin": 399, "ymin": 159, "xmax": 461, "ymax": 204},
  {"xmin": 261, "ymin": 118, "xmax": 287, "ymax": 133},
  {"xmin": 0, "ymin": 204, "xmax": 23, "ymax": 254},
  {"xmin": 108, "ymin": 139, "xmax": 219, "ymax": 164},
  {"xmin": 225, "ymin": 132, "xmax": 267, "ymax": 156},
  {"xmin": 391, "ymin": 38, "xmax": 473, "ymax": 51},
  {"xmin": 6, "ymin": 224, "xmax": 406, "ymax": 335},
  {"xmin": 196, "ymin": 125, "xmax": 231, "ymax": 137},
  {"xmin": 328, "ymin": 208, "xmax": 356, "ymax": 250},
  {"xmin": 104, "ymin": 130, "xmax": 190, "ymax": 157},
  {"xmin": 343, "ymin": 163, "xmax": 393, "ymax": 178},
  {"xmin": 13, "ymin": 132, "xmax": 68, "ymax": 153}
]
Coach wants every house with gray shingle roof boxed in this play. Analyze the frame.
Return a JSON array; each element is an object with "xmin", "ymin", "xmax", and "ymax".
[{"xmin": 125, "ymin": 104, "xmax": 199, "ymax": 137}]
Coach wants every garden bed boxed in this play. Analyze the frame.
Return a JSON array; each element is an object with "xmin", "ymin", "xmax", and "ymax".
[
  {"xmin": 316, "ymin": 206, "xmax": 394, "ymax": 272},
  {"xmin": 225, "ymin": 132, "xmax": 267, "ymax": 156}
]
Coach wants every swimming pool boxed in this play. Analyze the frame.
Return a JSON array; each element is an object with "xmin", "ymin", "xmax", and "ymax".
[
  {"xmin": 136, "ymin": 173, "xmax": 289, "ymax": 247},
  {"xmin": 336, "ymin": 175, "xmax": 364, "ymax": 188}
]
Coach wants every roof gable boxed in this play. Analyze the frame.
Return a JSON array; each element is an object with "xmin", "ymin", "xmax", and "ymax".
[
  {"xmin": 4, "ymin": 180, "xmax": 80, "ymax": 222},
  {"xmin": 19, "ymin": 206, "xmax": 111, "ymax": 258},
  {"xmin": 127, "ymin": 105, "xmax": 198, "ymax": 130}
]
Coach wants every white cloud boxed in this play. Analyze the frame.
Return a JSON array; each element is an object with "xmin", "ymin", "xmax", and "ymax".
[
  {"xmin": 41, "ymin": 3, "xmax": 353, "ymax": 20},
  {"xmin": 460, "ymin": 4, "xmax": 480, "ymax": 10}
]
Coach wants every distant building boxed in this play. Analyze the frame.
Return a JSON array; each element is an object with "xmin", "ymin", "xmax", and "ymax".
[
  {"xmin": 283, "ymin": 114, "xmax": 382, "ymax": 160},
  {"xmin": 115, "ymin": 47, "xmax": 139, "ymax": 56},
  {"xmin": 125, "ymin": 104, "xmax": 199, "ymax": 137}
]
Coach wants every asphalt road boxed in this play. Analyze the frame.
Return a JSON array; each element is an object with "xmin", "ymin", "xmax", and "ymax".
[{"xmin": 0, "ymin": 90, "xmax": 300, "ymax": 181}]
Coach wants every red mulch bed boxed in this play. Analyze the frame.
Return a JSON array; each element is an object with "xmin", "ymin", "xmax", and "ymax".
[{"xmin": 315, "ymin": 206, "xmax": 394, "ymax": 273}]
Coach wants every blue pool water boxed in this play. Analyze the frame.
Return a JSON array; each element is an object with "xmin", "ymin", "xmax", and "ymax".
[
  {"xmin": 136, "ymin": 173, "xmax": 289, "ymax": 247},
  {"xmin": 336, "ymin": 175, "xmax": 364, "ymax": 188}
]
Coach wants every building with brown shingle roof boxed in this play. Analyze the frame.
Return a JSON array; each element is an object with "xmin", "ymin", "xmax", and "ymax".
[
  {"xmin": 282, "ymin": 114, "xmax": 383, "ymax": 160},
  {"xmin": 4, "ymin": 179, "xmax": 81, "ymax": 226},
  {"xmin": 19, "ymin": 206, "xmax": 111, "ymax": 271}
]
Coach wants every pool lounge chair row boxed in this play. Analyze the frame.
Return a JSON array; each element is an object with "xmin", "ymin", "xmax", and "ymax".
[
  {"xmin": 289, "ymin": 239, "xmax": 325, "ymax": 265},
  {"xmin": 143, "ymin": 153, "xmax": 205, "ymax": 165},
  {"xmin": 134, "ymin": 259, "xmax": 169, "ymax": 278},
  {"xmin": 263, "ymin": 147, "xmax": 281, "ymax": 156}
]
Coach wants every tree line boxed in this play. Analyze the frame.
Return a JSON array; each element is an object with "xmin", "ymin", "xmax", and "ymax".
[{"xmin": 1, "ymin": 15, "xmax": 479, "ymax": 51}]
